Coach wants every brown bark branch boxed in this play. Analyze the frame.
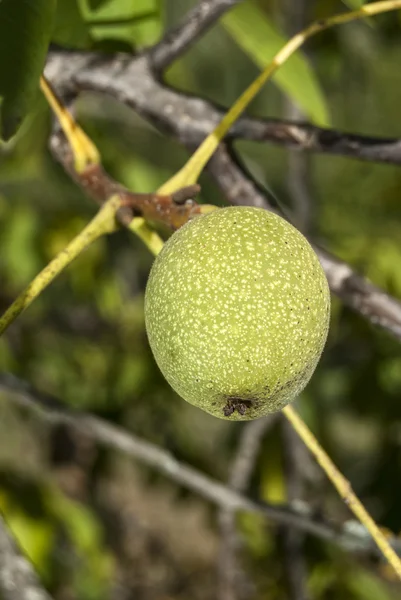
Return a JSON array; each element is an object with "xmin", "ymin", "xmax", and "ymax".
[
  {"xmin": 49, "ymin": 129, "xmax": 202, "ymax": 229},
  {"xmin": 279, "ymin": 0, "xmax": 313, "ymax": 589},
  {"xmin": 1, "ymin": 372, "xmax": 400, "ymax": 560},
  {"xmin": 43, "ymin": 51, "xmax": 401, "ymax": 342},
  {"xmin": 218, "ymin": 417, "xmax": 278, "ymax": 600},
  {"xmin": 45, "ymin": 51, "xmax": 401, "ymax": 166},
  {"xmin": 147, "ymin": 0, "xmax": 243, "ymax": 73},
  {"xmin": 206, "ymin": 145, "xmax": 401, "ymax": 341},
  {"xmin": 281, "ymin": 418, "xmax": 311, "ymax": 600}
]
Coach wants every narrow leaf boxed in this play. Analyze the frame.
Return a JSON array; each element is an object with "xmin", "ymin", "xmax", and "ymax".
[
  {"xmin": 80, "ymin": 0, "xmax": 161, "ymax": 47},
  {"xmin": 222, "ymin": 1, "xmax": 330, "ymax": 126}
]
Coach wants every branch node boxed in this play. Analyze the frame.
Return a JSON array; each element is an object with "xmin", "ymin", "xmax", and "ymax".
[{"xmin": 172, "ymin": 184, "xmax": 201, "ymax": 204}]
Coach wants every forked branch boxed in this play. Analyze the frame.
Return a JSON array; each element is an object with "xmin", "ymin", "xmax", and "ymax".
[
  {"xmin": 284, "ymin": 405, "xmax": 401, "ymax": 580},
  {"xmin": 1, "ymin": 372, "xmax": 401, "ymax": 560},
  {"xmin": 3, "ymin": 0, "xmax": 400, "ymax": 583}
]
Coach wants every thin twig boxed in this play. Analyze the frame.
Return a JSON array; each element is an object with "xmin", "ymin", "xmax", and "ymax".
[
  {"xmin": 279, "ymin": 0, "xmax": 313, "ymax": 590},
  {"xmin": 218, "ymin": 417, "xmax": 278, "ymax": 600},
  {"xmin": 232, "ymin": 118, "xmax": 401, "ymax": 165},
  {"xmin": 32, "ymin": 0, "xmax": 401, "ymax": 586},
  {"xmin": 284, "ymin": 102, "xmax": 314, "ymax": 234},
  {"xmin": 0, "ymin": 514, "xmax": 53, "ymax": 600},
  {"xmin": 148, "ymin": 0, "xmax": 243, "ymax": 73},
  {"xmin": 0, "ymin": 197, "xmax": 120, "ymax": 337},
  {"xmin": 208, "ymin": 139, "xmax": 401, "ymax": 580},
  {"xmin": 156, "ymin": 0, "xmax": 401, "ymax": 191},
  {"xmin": 283, "ymin": 405, "xmax": 401, "ymax": 580},
  {"xmin": 206, "ymin": 145, "xmax": 401, "ymax": 341},
  {"xmin": 1, "ymin": 372, "xmax": 401, "ymax": 559},
  {"xmin": 46, "ymin": 121, "xmax": 401, "ymax": 343},
  {"xmin": 281, "ymin": 419, "xmax": 310, "ymax": 600},
  {"xmin": 42, "ymin": 49, "xmax": 401, "ymax": 341},
  {"xmin": 45, "ymin": 51, "xmax": 401, "ymax": 167},
  {"xmin": 45, "ymin": 86, "xmax": 203, "ymax": 231},
  {"xmin": 228, "ymin": 418, "xmax": 278, "ymax": 492}
]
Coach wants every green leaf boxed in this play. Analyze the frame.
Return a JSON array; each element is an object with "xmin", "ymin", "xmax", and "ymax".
[
  {"xmin": 88, "ymin": 0, "xmax": 111, "ymax": 9},
  {"xmin": 0, "ymin": 0, "xmax": 55, "ymax": 140},
  {"xmin": 52, "ymin": 0, "xmax": 92, "ymax": 49},
  {"xmin": 222, "ymin": 1, "xmax": 329, "ymax": 126},
  {"xmin": 1, "ymin": 203, "xmax": 41, "ymax": 286},
  {"xmin": 347, "ymin": 568, "xmax": 396, "ymax": 600},
  {"xmin": 342, "ymin": 0, "xmax": 366, "ymax": 8},
  {"xmin": 79, "ymin": 0, "xmax": 161, "ymax": 47}
]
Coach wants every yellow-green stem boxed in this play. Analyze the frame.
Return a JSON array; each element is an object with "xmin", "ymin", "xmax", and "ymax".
[
  {"xmin": 158, "ymin": 0, "xmax": 401, "ymax": 195},
  {"xmin": 128, "ymin": 217, "xmax": 164, "ymax": 255},
  {"xmin": 37, "ymin": 1, "xmax": 401, "ymax": 579},
  {"xmin": 0, "ymin": 197, "xmax": 121, "ymax": 337},
  {"xmin": 283, "ymin": 405, "xmax": 401, "ymax": 580},
  {"xmin": 123, "ymin": 209, "xmax": 401, "ymax": 580}
]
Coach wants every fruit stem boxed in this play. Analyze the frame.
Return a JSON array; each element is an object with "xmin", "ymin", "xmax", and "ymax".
[
  {"xmin": 283, "ymin": 404, "xmax": 401, "ymax": 580},
  {"xmin": 128, "ymin": 217, "xmax": 164, "ymax": 255},
  {"xmin": 0, "ymin": 196, "xmax": 121, "ymax": 337}
]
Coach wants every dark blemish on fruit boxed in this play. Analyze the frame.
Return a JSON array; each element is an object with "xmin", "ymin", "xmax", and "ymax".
[
  {"xmin": 223, "ymin": 397, "xmax": 253, "ymax": 417},
  {"xmin": 145, "ymin": 207, "xmax": 330, "ymax": 419}
]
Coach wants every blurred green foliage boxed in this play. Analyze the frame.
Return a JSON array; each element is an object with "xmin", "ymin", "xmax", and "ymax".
[
  {"xmin": 0, "ymin": 0, "xmax": 55, "ymax": 139},
  {"xmin": 1, "ymin": 0, "xmax": 401, "ymax": 598},
  {"xmin": 222, "ymin": 0, "xmax": 330, "ymax": 125}
]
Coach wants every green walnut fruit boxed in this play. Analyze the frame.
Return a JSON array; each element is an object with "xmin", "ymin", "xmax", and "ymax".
[{"xmin": 145, "ymin": 206, "xmax": 330, "ymax": 420}]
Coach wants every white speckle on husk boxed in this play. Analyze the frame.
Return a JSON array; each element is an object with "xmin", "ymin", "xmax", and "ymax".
[{"xmin": 145, "ymin": 207, "xmax": 330, "ymax": 420}]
